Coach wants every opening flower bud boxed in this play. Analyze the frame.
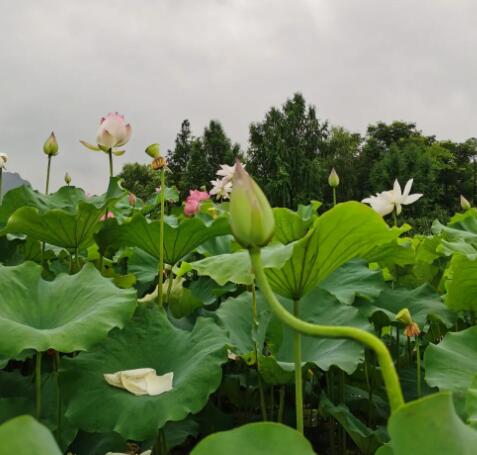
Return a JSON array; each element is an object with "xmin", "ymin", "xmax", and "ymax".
[
  {"xmin": 64, "ymin": 172, "xmax": 72, "ymax": 185},
  {"xmin": 229, "ymin": 162, "xmax": 275, "ymax": 249},
  {"xmin": 145, "ymin": 143, "xmax": 161, "ymax": 159},
  {"xmin": 461, "ymin": 195, "xmax": 471, "ymax": 211},
  {"xmin": 395, "ymin": 308, "xmax": 413, "ymax": 326},
  {"xmin": 43, "ymin": 132, "xmax": 59, "ymax": 156},
  {"xmin": 328, "ymin": 168, "xmax": 340, "ymax": 188}
]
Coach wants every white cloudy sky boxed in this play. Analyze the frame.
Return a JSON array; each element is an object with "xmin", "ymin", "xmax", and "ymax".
[{"xmin": 1, "ymin": 0, "xmax": 476, "ymax": 193}]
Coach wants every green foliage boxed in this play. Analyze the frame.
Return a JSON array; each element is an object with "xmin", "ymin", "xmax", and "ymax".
[
  {"xmin": 118, "ymin": 162, "xmax": 162, "ymax": 201},
  {"xmin": 190, "ymin": 422, "xmax": 316, "ymax": 455}
]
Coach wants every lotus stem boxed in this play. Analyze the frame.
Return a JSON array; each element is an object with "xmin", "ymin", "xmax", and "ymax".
[
  {"xmin": 165, "ymin": 270, "xmax": 174, "ymax": 304},
  {"xmin": 35, "ymin": 351, "xmax": 42, "ymax": 419},
  {"xmin": 108, "ymin": 150, "xmax": 113, "ymax": 177},
  {"xmin": 416, "ymin": 338, "xmax": 421, "ymax": 398},
  {"xmin": 278, "ymin": 385, "xmax": 285, "ymax": 423},
  {"xmin": 157, "ymin": 169, "xmax": 166, "ymax": 307},
  {"xmin": 45, "ymin": 155, "xmax": 52, "ymax": 194},
  {"xmin": 252, "ymin": 283, "xmax": 268, "ymax": 421},
  {"xmin": 54, "ymin": 351, "xmax": 62, "ymax": 440},
  {"xmin": 249, "ymin": 248, "xmax": 404, "ymax": 414},
  {"xmin": 293, "ymin": 299, "xmax": 304, "ymax": 433},
  {"xmin": 332, "ymin": 187, "xmax": 336, "ymax": 207},
  {"xmin": 0, "ymin": 168, "xmax": 3, "ymax": 203}
]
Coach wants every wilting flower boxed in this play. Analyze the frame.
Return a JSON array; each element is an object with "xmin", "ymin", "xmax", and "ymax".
[
  {"xmin": 100, "ymin": 211, "xmax": 115, "ymax": 221},
  {"xmin": 328, "ymin": 168, "xmax": 340, "ymax": 188},
  {"xmin": 461, "ymin": 195, "xmax": 471, "ymax": 210},
  {"xmin": 362, "ymin": 179, "xmax": 423, "ymax": 216},
  {"xmin": 80, "ymin": 112, "xmax": 131, "ymax": 153},
  {"xmin": 0, "ymin": 153, "xmax": 8, "ymax": 169},
  {"xmin": 229, "ymin": 162, "xmax": 275, "ymax": 249},
  {"xmin": 210, "ymin": 178, "xmax": 233, "ymax": 200},
  {"xmin": 184, "ymin": 189, "xmax": 209, "ymax": 216},
  {"xmin": 104, "ymin": 368, "xmax": 173, "ymax": 397},
  {"xmin": 43, "ymin": 132, "xmax": 59, "ymax": 156},
  {"xmin": 128, "ymin": 192, "xmax": 137, "ymax": 206}
]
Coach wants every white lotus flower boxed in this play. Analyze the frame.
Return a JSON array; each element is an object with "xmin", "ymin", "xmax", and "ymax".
[
  {"xmin": 362, "ymin": 179, "xmax": 423, "ymax": 216},
  {"xmin": 104, "ymin": 368, "xmax": 173, "ymax": 396},
  {"xmin": 209, "ymin": 178, "xmax": 233, "ymax": 200},
  {"xmin": 216, "ymin": 162, "xmax": 245, "ymax": 182},
  {"xmin": 0, "ymin": 153, "xmax": 8, "ymax": 169}
]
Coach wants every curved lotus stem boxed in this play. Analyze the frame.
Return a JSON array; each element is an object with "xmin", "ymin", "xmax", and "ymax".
[{"xmin": 249, "ymin": 248, "xmax": 404, "ymax": 414}]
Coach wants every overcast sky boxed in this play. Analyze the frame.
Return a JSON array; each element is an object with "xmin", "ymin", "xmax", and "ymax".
[{"xmin": 1, "ymin": 0, "xmax": 477, "ymax": 193}]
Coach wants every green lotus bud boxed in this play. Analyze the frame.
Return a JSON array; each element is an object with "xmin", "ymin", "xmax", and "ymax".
[
  {"xmin": 145, "ymin": 143, "xmax": 161, "ymax": 159},
  {"xmin": 461, "ymin": 195, "xmax": 471, "ymax": 211},
  {"xmin": 328, "ymin": 168, "xmax": 339, "ymax": 188},
  {"xmin": 229, "ymin": 162, "xmax": 275, "ymax": 249},
  {"xmin": 43, "ymin": 132, "xmax": 59, "ymax": 156},
  {"xmin": 395, "ymin": 308, "xmax": 413, "ymax": 326},
  {"xmin": 64, "ymin": 172, "xmax": 71, "ymax": 185}
]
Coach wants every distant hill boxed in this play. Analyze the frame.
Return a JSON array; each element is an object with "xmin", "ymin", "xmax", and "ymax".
[{"xmin": 1, "ymin": 172, "xmax": 30, "ymax": 195}]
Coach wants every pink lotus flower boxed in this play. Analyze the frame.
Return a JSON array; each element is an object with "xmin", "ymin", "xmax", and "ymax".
[
  {"xmin": 184, "ymin": 198, "xmax": 200, "ymax": 217},
  {"xmin": 188, "ymin": 190, "xmax": 209, "ymax": 202},
  {"xmin": 100, "ymin": 211, "xmax": 115, "ymax": 221},
  {"xmin": 183, "ymin": 189, "xmax": 209, "ymax": 217},
  {"xmin": 97, "ymin": 113, "xmax": 131, "ymax": 149}
]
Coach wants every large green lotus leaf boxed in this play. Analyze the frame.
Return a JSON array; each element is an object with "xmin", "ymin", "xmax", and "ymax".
[
  {"xmin": 465, "ymin": 375, "xmax": 477, "ymax": 428},
  {"xmin": 265, "ymin": 202, "xmax": 403, "ymax": 300},
  {"xmin": 0, "ymin": 262, "xmax": 136, "ymax": 357},
  {"xmin": 319, "ymin": 259, "xmax": 386, "ymax": 305},
  {"xmin": 0, "ymin": 178, "xmax": 125, "ymax": 250},
  {"xmin": 272, "ymin": 207, "xmax": 313, "ymax": 244},
  {"xmin": 320, "ymin": 393, "xmax": 386, "ymax": 455},
  {"xmin": 356, "ymin": 284, "xmax": 454, "ymax": 329},
  {"xmin": 424, "ymin": 326, "xmax": 477, "ymax": 392},
  {"xmin": 96, "ymin": 213, "xmax": 230, "ymax": 264},
  {"xmin": 214, "ymin": 292, "xmax": 271, "ymax": 361},
  {"xmin": 61, "ymin": 306, "xmax": 228, "ymax": 440},
  {"xmin": 445, "ymin": 254, "xmax": 477, "ymax": 312},
  {"xmin": 271, "ymin": 287, "xmax": 371, "ymax": 374},
  {"xmin": 383, "ymin": 392, "xmax": 477, "ymax": 455},
  {"xmin": 181, "ymin": 242, "xmax": 295, "ymax": 286},
  {"xmin": 0, "ymin": 415, "xmax": 62, "ymax": 455},
  {"xmin": 190, "ymin": 422, "xmax": 316, "ymax": 455}
]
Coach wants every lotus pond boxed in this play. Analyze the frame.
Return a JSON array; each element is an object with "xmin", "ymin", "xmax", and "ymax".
[{"xmin": 1, "ymin": 156, "xmax": 477, "ymax": 455}]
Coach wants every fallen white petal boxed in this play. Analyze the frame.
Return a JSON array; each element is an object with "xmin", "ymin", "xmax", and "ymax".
[{"xmin": 104, "ymin": 369, "xmax": 174, "ymax": 397}]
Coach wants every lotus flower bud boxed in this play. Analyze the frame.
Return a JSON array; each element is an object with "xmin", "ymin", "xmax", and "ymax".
[
  {"xmin": 461, "ymin": 195, "xmax": 471, "ymax": 211},
  {"xmin": 395, "ymin": 308, "xmax": 413, "ymax": 326},
  {"xmin": 145, "ymin": 143, "xmax": 161, "ymax": 159},
  {"xmin": 0, "ymin": 153, "xmax": 8, "ymax": 169},
  {"xmin": 229, "ymin": 161, "xmax": 275, "ymax": 249},
  {"xmin": 328, "ymin": 168, "xmax": 339, "ymax": 188},
  {"xmin": 64, "ymin": 172, "xmax": 71, "ymax": 185},
  {"xmin": 43, "ymin": 132, "xmax": 59, "ymax": 156},
  {"xmin": 96, "ymin": 112, "xmax": 131, "ymax": 150}
]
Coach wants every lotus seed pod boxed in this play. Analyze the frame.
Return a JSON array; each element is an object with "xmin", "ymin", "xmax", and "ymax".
[
  {"xmin": 145, "ymin": 143, "xmax": 161, "ymax": 159},
  {"xmin": 229, "ymin": 161, "xmax": 275, "ymax": 250},
  {"xmin": 395, "ymin": 308, "xmax": 413, "ymax": 326}
]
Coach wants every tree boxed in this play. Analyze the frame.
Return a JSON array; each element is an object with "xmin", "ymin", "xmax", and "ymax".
[
  {"xmin": 247, "ymin": 93, "xmax": 328, "ymax": 208},
  {"xmin": 118, "ymin": 163, "xmax": 162, "ymax": 201},
  {"xmin": 167, "ymin": 120, "xmax": 193, "ymax": 196}
]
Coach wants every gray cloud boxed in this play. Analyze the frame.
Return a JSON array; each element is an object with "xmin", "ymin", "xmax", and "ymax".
[{"xmin": 0, "ymin": 0, "xmax": 476, "ymax": 193}]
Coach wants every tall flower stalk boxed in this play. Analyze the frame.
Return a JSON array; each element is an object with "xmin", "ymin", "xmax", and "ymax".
[
  {"xmin": 229, "ymin": 162, "xmax": 405, "ymax": 424},
  {"xmin": 0, "ymin": 153, "xmax": 8, "ymax": 203},
  {"xmin": 148, "ymin": 144, "xmax": 168, "ymax": 307},
  {"xmin": 43, "ymin": 132, "xmax": 58, "ymax": 194}
]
